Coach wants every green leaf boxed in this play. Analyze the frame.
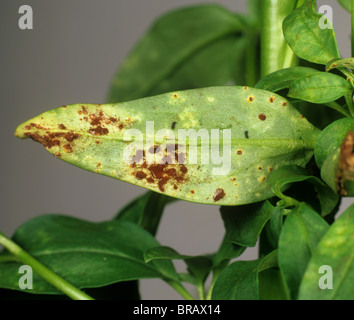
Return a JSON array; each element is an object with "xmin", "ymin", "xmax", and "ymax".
[
  {"xmin": 211, "ymin": 250, "xmax": 278, "ymax": 300},
  {"xmin": 0, "ymin": 215, "xmax": 179, "ymax": 294},
  {"xmin": 115, "ymin": 191, "xmax": 175, "ymax": 235},
  {"xmin": 148, "ymin": 35, "xmax": 249, "ymax": 96},
  {"xmin": 288, "ymin": 72, "xmax": 353, "ymax": 104},
  {"xmin": 219, "ymin": 201, "xmax": 275, "ymax": 247},
  {"xmin": 269, "ymin": 165, "xmax": 339, "ymax": 216},
  {"xmin": 337, "ymin": 0, "xmax": 351, "ymax": 12},
  {"xmin": 107, "ymin": 4, "xmax": 246, "ymax": 102},
  {"xmin": 326, "ymin": 57, "xmax": 354, "ymax": 72},
  {"xmin": 144, "ymin": 246, "xmax": 212, "ymax": 287},
  {"xmin": 315, "ymin": 118, "xmax": 354, "ymax": 196},
  {"xmin": 278, "ymin": 203, "xmax": 329, "ymax": 299},
  {"xmin": 283, "ymin": 1, "xmax": 340, "ymax": 65},
  {"xmin": 15, "ymin": 87, "xmax": 320, "ymax": 206},
  {"xmin": 298, "ymin": 204, "xmax": 354, "ymax": 300},
  {"xmin": 212, "ymin": 201, "xmax": 274, "ymax": 269},
  {"xmin": 259, "ymin": 268, "xmax": 288, "ymax": 300},
  {"xmin": 255, "ymin": 66, "xmax": 320, "ymax": 92}
]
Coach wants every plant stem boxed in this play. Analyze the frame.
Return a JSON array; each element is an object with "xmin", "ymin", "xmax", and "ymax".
[
  {"xmin": 0, "ymin": 231, "xmax": 94, "ymax": 300},
  {"xmin": 166, "ymin": 279, "xmax": 194, "ymax": 300}
]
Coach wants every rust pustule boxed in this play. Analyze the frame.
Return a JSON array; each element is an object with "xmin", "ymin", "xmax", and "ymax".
[
  {"xmin": 213, "ymin": 188, "xmax": 225, "ymax": 201},
  {"xmin": 237, "ymin": 150, "xmax": 243, "ymax": 155},
  {"xmin": 258, "ymin": 114, "xmax": 266, "ymax": 121},
  {"xmin": 269, "ymin": 97, "xmax": 275, "ymax": 103},
  {"xmin": 130, "ymin": 145, "xmax": 188, "ymax": 192},
  {"xmin": 336, "ymin": 131, "xmax": 354, "ymax": 196},
  {"xmin": 58, "ymin": 124, "xmax": 67, "ymax": 130}
]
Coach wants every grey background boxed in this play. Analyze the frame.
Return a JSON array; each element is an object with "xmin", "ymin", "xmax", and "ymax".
[{"xmin": 0, "ymin": 0, "xmax": 352, "ymax": 299}]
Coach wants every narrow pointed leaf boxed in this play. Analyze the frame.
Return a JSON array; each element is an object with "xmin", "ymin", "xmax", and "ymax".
[
  {"xmin": 15, "ymin": 87, "xmax": 320, "ymax": 206},
  {"xmin": 298, "ymin": 204, "xmax": 354, "ymax": 300},
  {"xmin": 283, "ymin": 1, "xmax": 340, "ymax": 65},
  {"xmin": 0, "ymin": 215, "xmax": 179, "ymax": 294}
]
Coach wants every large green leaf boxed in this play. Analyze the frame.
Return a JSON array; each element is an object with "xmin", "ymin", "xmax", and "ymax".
[
  {"xmin": 107, "ymin": 4, "xmax": 247, "ymax": 102},
  {"xmin": 211, "ymin": 250, "xmax": 278, "ymax": 300},
  {"xmin": 298, "ymin": 204, "xmax": 354, "ymax": 300},
  {"xmin": 283, "ymin": 1, "xmax": 340, "ymax": 65},
  {"xmin": 288, "ymin": 73, "xmax": 353, "ymax": 104},
  {"xmin": 0, "ymin": 215, "xmax": 179, "ymax": 294},
  {"xmin": 278, "ymin": 203, "xmax": 329, "ymax": 299},
  {"xmin": 314, "ymin": 118, "xmax": 354, "ymax": 196},
  {"xmin": 15, "ymin": 87, "xmax": 320, "ymax": 206}
]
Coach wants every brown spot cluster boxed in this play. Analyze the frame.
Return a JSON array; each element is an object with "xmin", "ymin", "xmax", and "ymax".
[
  {"xmin": 336, "ymin": 131, "xmax": 354, "ymax": 196},
  {"xmin": 78, "ymin": 106, "xmax": 127, "ymax": 136},
  {"xmin": 130, "ymin": 144, "xmax": 188, "ymax": 192},
  {"xmin": 24, "ymin": 123, "xmax": 80, "ymax": 154}
]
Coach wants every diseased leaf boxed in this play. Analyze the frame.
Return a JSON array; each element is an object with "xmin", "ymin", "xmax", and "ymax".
[
  {"xmin": 15, "ymin": 87, "xmax": 320, "ymax": 206},
  {"xmin": 269, "ymin": 165, "xmax": 339, "ymax": 216},
  {"xmin": 211, "ymin": 250, "xmax": 278, "ymax": 300},
  {"xmin": 107, "ymin": 4, "xmax": 247, "ymax": 102},
  {"xmin": 255, "ymin": 67, "xmax": 320, "ymax": 92},
  {"xmin": 278, "ymin": 203, "xmax": 329, "ymax": 299},
  {"xmin": 288, "ymin": 73, "xmax": 353, "ymax": 104},
  {"xmin": 298, "ymin": 204, "xmax": 354, "ymax": 300},
  {"xmin": 0, "ymin": 215, "xmax": 179, "ymax": 294},
  {"xmin": 283, "ymin": 1, "xmax": 340, "ymax": 65},
  {"xmin": 326, "ymin": 57, "xmax": 354, "ymax": 72},
  {"xmin": 315, "ymin": 118, "xmax": 354, "ymax": 196}
]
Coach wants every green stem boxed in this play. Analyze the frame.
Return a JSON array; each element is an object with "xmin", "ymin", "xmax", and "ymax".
[
  {"xmin": 0, "ymin": 231, "xmax": 94, "ymax": 300},
  {"xmin": 166, "ymin": 280, "xmax": 194, "ymax": 300},
  {"xmin": 205, "ymin": 268, "xmax": 222, "ymax": 300},
  {"xmin": 260, "ymin": 0, "xmax": 298, "ymax": 77},
  {"xmin": 197, "ymin": 282, "xmax": 205, "ymax": 300},
  {"xmin": 324, "ymin": 102, "xmax": 352, "ymax": 118},
  {"xmin": 246, "ymin": 34, "xmax": 258, "ymax": 86}
]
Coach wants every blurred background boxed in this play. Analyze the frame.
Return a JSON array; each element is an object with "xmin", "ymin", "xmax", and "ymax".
[{"xmin": 0, "ymin": 0, "xmax": 352, "ymax": 299}]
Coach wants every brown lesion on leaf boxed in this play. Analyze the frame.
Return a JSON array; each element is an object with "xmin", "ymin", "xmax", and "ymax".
[
  {"xmin": 129, "ymin": 144, "xmax": 188, "ymax": 192},
  {"xmin": 23, "ymin": 124, "xmax": 81, "ymax": 154},
  {"xmin": 247, "ymin": 96, "xmax": 255, "ymax": 103},
  {"xmin": 213, "ymin": 188, "xmax": 225, "ymax": 202},
  {"xmin": 236, "ymin": 150, "xmax": 243, "ymax": 155},
  {"xmin": 58, "ymin": 124, "xmax": 67, "ymax": 130},
  {"xmin": 336, "ymin": 131, "xmax": 354, "ymax": 196},
  {"xmin": 258, "ymin": 114, "xmax": 267, "ymax": 121},
  {"xmin": 81, "ymin": 108, "xmax": 130, "ymax": 135},
  {"xmin": 282, "ymin": 102, "xmax": 287, "ymax": 107},
  {"xmin": 269, "ymin": 97, "xmax": 275, "ymax": 103}
]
